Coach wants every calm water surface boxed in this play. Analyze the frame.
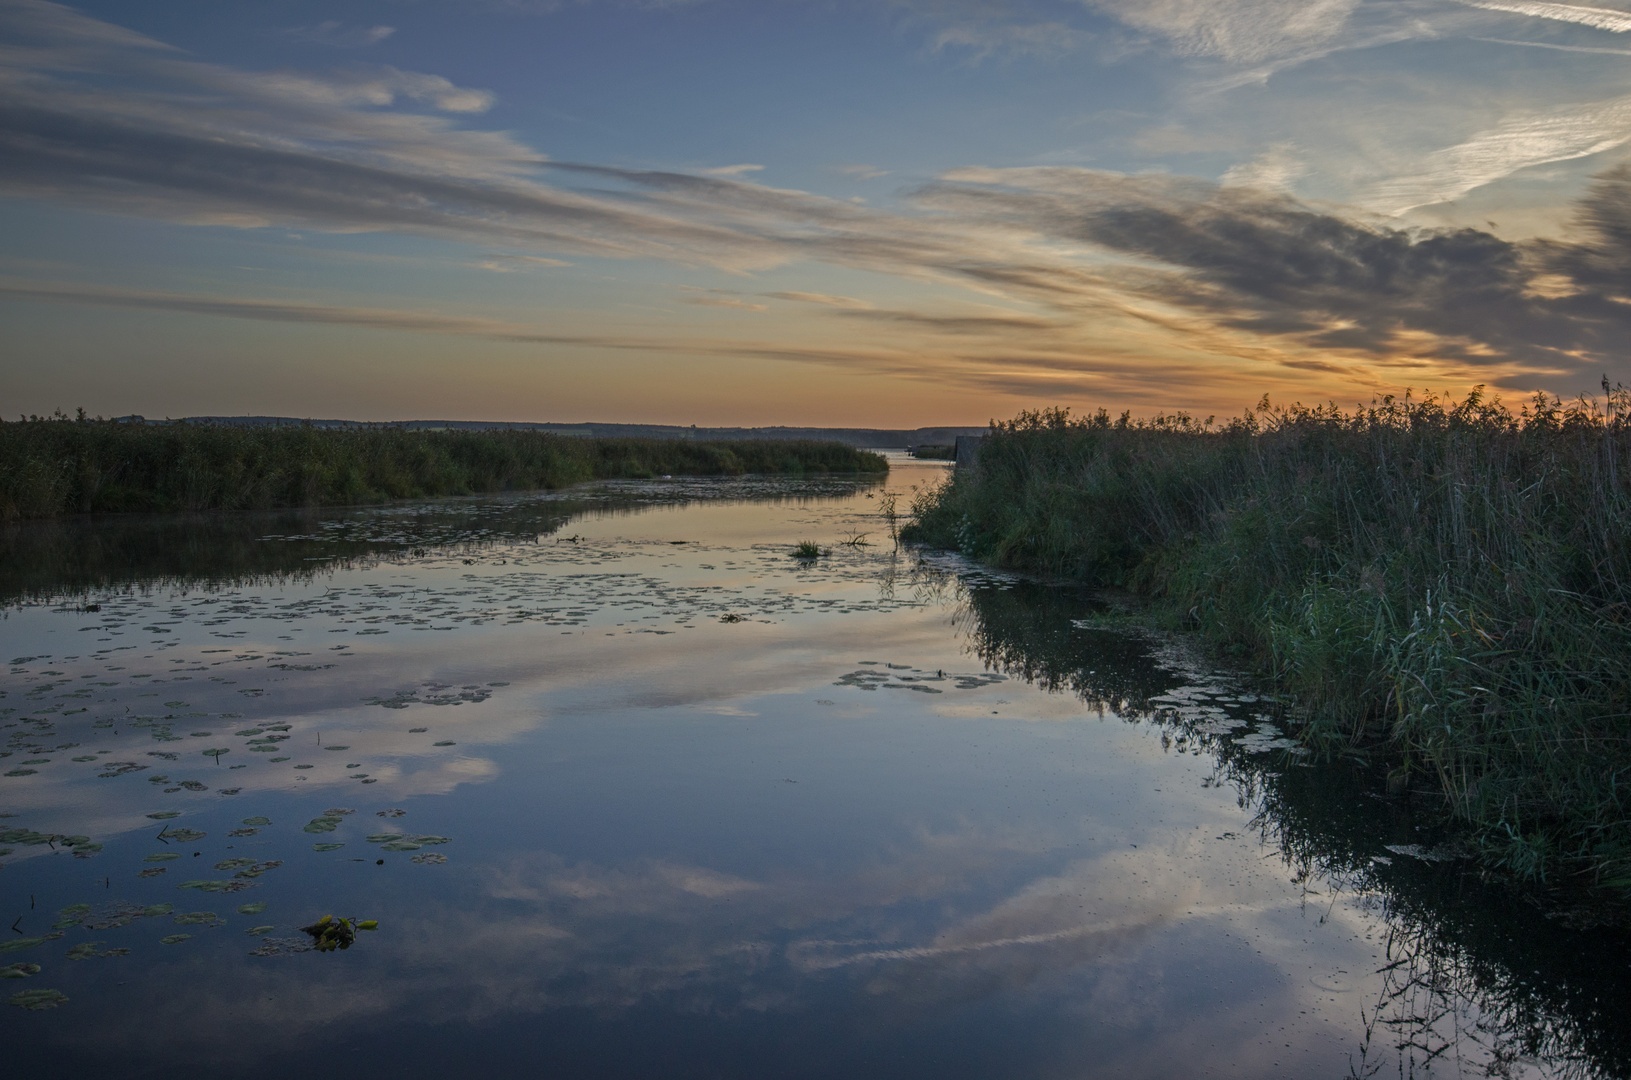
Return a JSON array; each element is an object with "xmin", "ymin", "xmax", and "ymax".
[{"xmin": 2, "ymin": 456, "xmax": 1628, "ymax": 1079}]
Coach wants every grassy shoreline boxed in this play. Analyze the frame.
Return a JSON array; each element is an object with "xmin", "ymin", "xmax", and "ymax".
[
  {"xmin": 905, "ymin": 390, "xmax": 1631, "ymax": 897},
  {"xmin": 0, "ymin": 417, "xmax": 887, "ymax": 521}
]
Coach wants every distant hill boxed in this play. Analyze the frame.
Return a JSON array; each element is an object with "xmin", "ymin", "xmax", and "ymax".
[{"xmin": 144, "ymin": 416, "xmax": 987, "ymax": 449}]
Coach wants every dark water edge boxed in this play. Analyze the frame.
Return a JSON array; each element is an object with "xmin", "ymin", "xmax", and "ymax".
[{"xmin": 1, "ymin": 477, "xmax": 1627, "ymax": 1079}]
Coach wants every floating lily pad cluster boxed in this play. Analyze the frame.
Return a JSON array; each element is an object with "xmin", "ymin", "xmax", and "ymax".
[
  {"xmin": 0, "ymin": 826, "xmax": 101, "ymax": 858},
  {"xmin": 8, "ymin": 988, "xmax": 67, "ymax": 1010},
  {"xmin": 298, "ymin": 914, "xmax": 378, "ymax": 953}
]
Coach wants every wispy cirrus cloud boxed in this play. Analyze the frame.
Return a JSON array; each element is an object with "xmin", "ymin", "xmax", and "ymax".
[
  {"xmin": 1455, "ymin": 0, "xmax": 1631, "ymax": 32},
  {"xmin": 1364, "ymin": 93, "xmax": 1631, "ymax": 213},
  {"xmin": 283, "ymin": 21, "xmax": 397, "ymax": 48}
]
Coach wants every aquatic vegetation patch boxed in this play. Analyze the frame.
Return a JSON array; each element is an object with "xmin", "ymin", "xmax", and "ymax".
[
  {"xmin": 302, "ymin": 816, "xmax": 341, "ymax": 833},
  {"xmin": 298, "ymin": 914, "xmax": 378, "ymax": 953},
  {"xmin": 9, "ymin": 988, "xmax": 67, "ymax": 1009},
  {"xmin": 143, "ymin": 852, "xmax": 180, "ymax": 862},
  {"xmin": 0, "ymin": 963, "xmax": 41, "ymax": 979},
  {"xmin": 172, "ymin": 912, "xmax": 221, "ymax": 927},
  {"xmin": 236, "ymin": 902, "xmax": 267, "ymax": 916},
  {"xmin": 158, "ymin": 827, "xmax": 205, "ymax": 843},
  {"xmin": 145, "ymin": 811, "xmax": 180, "ymax": 820},
  {"xmin": 245, "ymin": 925, "xmax": 275, "ymax": 935},
  {"xmin": 0, "ymin": 938, "xmax": 46, "ymax": 953},
  {"xmin": 241, "ymin": 817, "xmax": 271, "ymax": 826},
  {"xmin": 158, "ymin": 935, "xmax": 190, "ymax": 945},
  {"xmin": 410, "ymin": 853, "xmax": 447, "ymax": 865},
  {"xmin": 176, "ymin": 879, "xmax": 254, "ymax": 894},
  {"xmin": 312, "ymin": 843, "xmax": 344, "ymax": 852}
]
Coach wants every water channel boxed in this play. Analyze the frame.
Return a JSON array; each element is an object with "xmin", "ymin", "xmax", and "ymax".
[{"xmin": 1, "ymin": 455, "xmax": 1627, "ymax": 1078}]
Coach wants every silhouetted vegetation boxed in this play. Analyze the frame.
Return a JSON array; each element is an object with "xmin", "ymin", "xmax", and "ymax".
[
  {"xmin": 907, "ymin": 387, "xmax": 1631, "ymax": 895},
  {"xmin": 0, "ymin": 414, "xmax": 886, "ymax": 521}
]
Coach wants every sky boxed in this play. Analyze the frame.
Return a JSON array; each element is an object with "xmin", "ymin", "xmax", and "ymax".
[{"xmin": 6, "ymin": 0, "xmax": 1631, "ymax": 425}]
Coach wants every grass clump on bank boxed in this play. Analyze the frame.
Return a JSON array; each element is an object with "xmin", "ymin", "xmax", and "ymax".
[
  {"xmin": 906, "ymin": 389, "xmax": 1631, "ymax": 895},
  {"xmin": 0, "ymin": 415, "xmax": 886, "ymax": 521}
]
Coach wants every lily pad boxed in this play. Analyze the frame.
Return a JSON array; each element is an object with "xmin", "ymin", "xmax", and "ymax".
[
  {"xmin": 71, "ymin": 756, "xmax": 96, "ymax": 762},
  {"xmin": 0, "ymin": 963, "xmax": 40, "ymax": 979},
  {"xmin": 146, "ymin": 811, "xmax": 180, "ymax": 820},
  {"xmin": 5, "ymin": 769, "xmax": 38, "ymax": 777},
  {"xmin": 410, "ymin": 853, "xmax": 448, "ymax": 865},
  {"xmin": 226, "ymin": 828, "xmax": 259, "ymax": 837},
  {"xmin": 0, "ymin": 939, "xmax": 45, "ymax": 954},
  {"xmin": 57, "ymin": 904, "xmax": 91, "ymax": 918},
  {"xmin": 202, "ymin": 749, "xmax": 229, "ymax": 759},
  {"xmin": 380, "ymin": 839, "xmax": 420, "ymax": 852},
  {"xmin": 433, "ymin": 741, "xmax": 456, "ymax": 747},
  {"xmin": 234, "ymin": 729, "xmax": 264, "ymax": 737},
  {"xmin": 241, "ymin": 817, "xmax": 271, "ymax": 826},
  {"xmin": 415, "ymin": 835, "xmax": 450, "ymax": 845},
  {"xmin": 159, "ymin": 827, "xmax": 205, "ymax": 842},
  {"xmin": 159, "ymin": 934, "xmax": 190, "ymax": 945},
  {"xmin": 323, "ymin": 746, "xmax": 349, "ymax": 752},
  {"xmin": 176, "ymin": 880, "xmax": 253, "ymax": 893},
  {"xmin": 65, "ymin": 942, "xmax": 105, "ymax": 960},
  {"xmin": 293, "ymin": 764, "xmax": 313, "ymax": 770},
  {"xmin": 214, "ymin": 858, "xmax": 255, "ymax": 871},
  {"xmin": 376, "ymin": 809, "xmax": 406, "ymax": 818},
  {"xmin": 142, "ymin": 904, "xmax": 173, "ymax": 917},
  {"xmin": 173, "ymin": 912, "xmax": 220, "ymax": 926},
  {"xmin": 303, "ymin": 817, "xmax": 341, "ymax": 834},
  {"xmin": 237, "ymin": 902, "xmax": 268, "ymax": 915},
  {"xmin": 8, "ymin": 988, "xmax": 67, "ymax": 1009},
  {"xmin": 312, "ymin": 843, "xmax": 344, "ymax": 852},
  {"xmin": 245, "ymin": 925, "xmax": 276, "ymax": 935},
  {"xmin": 408, "ymin": 728, "xmax": 427, "ymax": 733},
  {"xmin": 143, "ymin": 853, "xmax": 181, "ymax": 863},
  {"xmin": 323, "ymin": 808, "xmax": 355, "ymax": 816}
]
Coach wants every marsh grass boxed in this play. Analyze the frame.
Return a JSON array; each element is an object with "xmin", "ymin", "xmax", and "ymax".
[
  {"xmin": 907, "ymin": 387, "xmax": 1631, "ymax": 894},
  {"xmin": 792, "ymin": 541, "xmax": 824, "ymax": 559},
  {"xmin": 0, "ymin": 416, "xmax": 886, "ymax": 521}
]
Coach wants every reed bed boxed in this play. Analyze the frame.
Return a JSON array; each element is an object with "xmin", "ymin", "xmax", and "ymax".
[
  {"xmin": 0, "ymin": 416, "xmax": 886, "ymax": 520},
  {"xmin": 907, "ymin": 388, "xmax": 1631, "ymax": 894}
]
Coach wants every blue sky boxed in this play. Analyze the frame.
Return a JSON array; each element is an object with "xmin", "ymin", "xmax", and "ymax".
[{"xmin": 5, "ymin": 0, "xmax": 1631, "ymax": 424}]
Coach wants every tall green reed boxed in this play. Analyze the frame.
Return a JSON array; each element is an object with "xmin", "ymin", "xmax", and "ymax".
[
  {"xmin": 0, "ymin": 416, "xmax": 886, "ymax": 521},
  {"xmin": 907, "ymin": 387, "xmax": 1631, "ymax": 894}
]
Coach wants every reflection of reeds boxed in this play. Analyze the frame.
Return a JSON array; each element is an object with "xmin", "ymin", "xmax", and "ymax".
[
  {"xmin": 956, "ymin": 577, "xmax": 1631, "ymax": 1080},
  {"xmin": 0, "ymin": 417, "xmax": 887, "ymax": 521},
  {"xmin": 908, "ymin": 388, "xmax": 1631, "ymax": 894}
]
